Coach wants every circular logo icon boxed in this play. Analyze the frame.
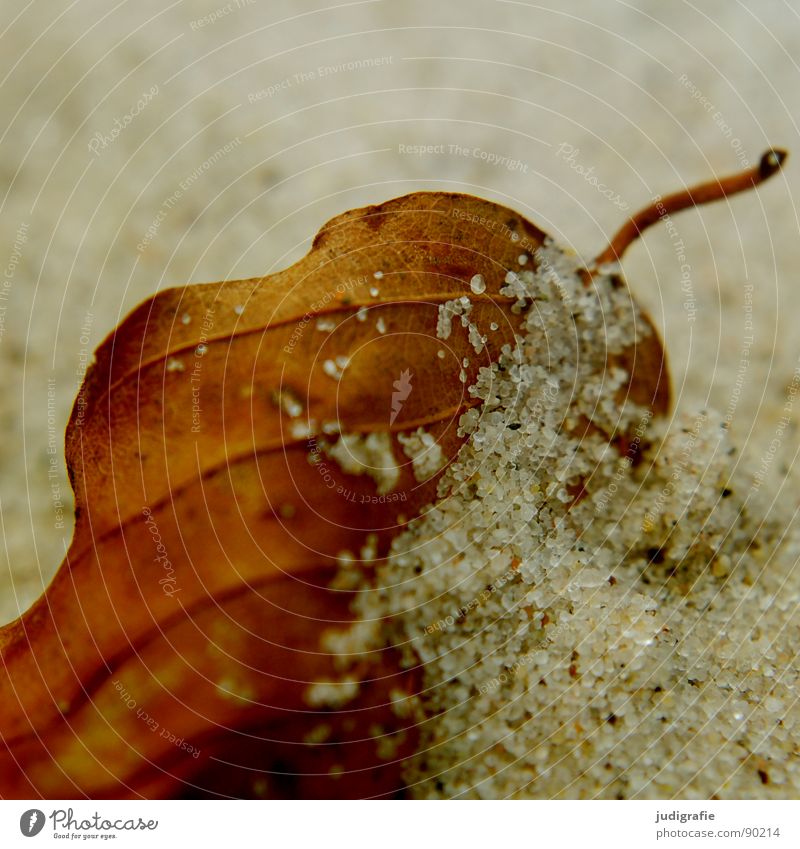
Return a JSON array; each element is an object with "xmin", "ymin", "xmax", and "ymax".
[{"xmin": 19, "ymin": 810, "xmax": 46, "ymax": 837}]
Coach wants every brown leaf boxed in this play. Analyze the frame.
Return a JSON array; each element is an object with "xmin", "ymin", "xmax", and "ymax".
[{"xmin": 0, "ymin": 192, "xmax": 667, "ymax": 798}]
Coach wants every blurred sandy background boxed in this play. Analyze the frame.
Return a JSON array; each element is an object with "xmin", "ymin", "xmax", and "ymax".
[{"xmin": 1, "ymin": 0, "xmax": 799, "ymax": 623}]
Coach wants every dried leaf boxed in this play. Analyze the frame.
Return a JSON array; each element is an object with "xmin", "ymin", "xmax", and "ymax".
[{"xmin": 0, "ymin": 192, "xmax": 667, "ymax": 798}]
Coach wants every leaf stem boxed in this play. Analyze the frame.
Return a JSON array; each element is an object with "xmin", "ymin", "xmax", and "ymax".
[{"xmin": 593, "ymin": 149, "xmax": 788, "ymax": 268}]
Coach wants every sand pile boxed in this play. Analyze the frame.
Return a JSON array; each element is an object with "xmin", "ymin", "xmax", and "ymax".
[{"xmin": 357, "ymin": 243, "xmax": 800, "ymax": 798}]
